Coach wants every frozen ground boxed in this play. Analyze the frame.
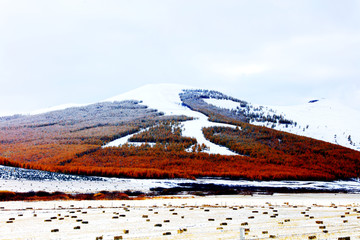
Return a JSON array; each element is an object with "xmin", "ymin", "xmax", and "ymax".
[
  {"xmin": 0, "ymin": 194, "xmax": 360, "ymax": 239},
  {"xmin": 1, "ymin": 165, "xmax": 360, "ymax": 194}
]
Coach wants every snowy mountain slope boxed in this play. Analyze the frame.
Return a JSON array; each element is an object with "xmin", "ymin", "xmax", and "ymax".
[
  {"xmin": 1, "ymin": 84, "xmax": 360, "ymax": 185},
  {"xmin": 104, "ymin": 84, "xmax": 238, "ymax": 155},
  {"xmin": 204, "ymin": 97, "xmax": 360, "ymax": 151},
  {"xmin": 105, "ymin": 84, "xmax": 194, "ymax": 116},
  {"xmin": 2, "ymin": 83, "xmax": 358, "ymax": 153}
]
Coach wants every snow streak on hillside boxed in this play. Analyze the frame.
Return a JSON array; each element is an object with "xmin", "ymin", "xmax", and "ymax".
[
  {"xmin": 105, "ymin": 84, "xmax": 238, "ymax": 155},
  {"xmin": 205, "ymin": 98, "xmax": 360, "ymax": 151}
]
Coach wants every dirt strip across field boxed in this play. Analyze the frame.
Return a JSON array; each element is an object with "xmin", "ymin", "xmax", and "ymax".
[{"xmin": 0, "ymin": 194, "xmax": 360, "ymax": 240}]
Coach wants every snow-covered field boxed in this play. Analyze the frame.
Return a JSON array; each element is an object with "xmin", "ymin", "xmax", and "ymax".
[
  {"xmin": 1, "ymin": 165, "xmax": 360, "ymax": 194},
  {"xmin": 205, "ymin": 97, "xmax": 360, "ymax": 151},
  {"xmin": 1, "ymin": 194, "xmax": 360, "ymax": 239}
]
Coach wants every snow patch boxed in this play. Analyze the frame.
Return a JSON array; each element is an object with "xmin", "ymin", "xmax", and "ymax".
[
  {"xmin": 204, "ymin": 98, "xmax": 240, "ymax": 110},
  {"xmin": 1, "ymin": 165, "xmax": 360, "ymax": 193},
  {"xmin": 103, "ymin": 127, "xmax": 150, "ymax": 147},
  {"xmin": 181, "ymin": 118, "xmax": 238, "ymax": 155}
]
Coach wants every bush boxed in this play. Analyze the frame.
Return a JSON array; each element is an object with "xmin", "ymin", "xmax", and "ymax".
[{"xmin": 0, "ymin": 191, "xmax": 16, "ymax": 201}]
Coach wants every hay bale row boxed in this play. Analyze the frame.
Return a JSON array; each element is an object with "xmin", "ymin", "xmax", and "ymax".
[{"xmin": 177, "ymin": 228, "xmax": 187, "ymax": 234}]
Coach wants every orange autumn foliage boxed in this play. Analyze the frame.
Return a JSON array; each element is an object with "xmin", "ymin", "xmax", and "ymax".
[{"xmin": 0, "ymin": 114, "xmax": 359, "ymax": 181}]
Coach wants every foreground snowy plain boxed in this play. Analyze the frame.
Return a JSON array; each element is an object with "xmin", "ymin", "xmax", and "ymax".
[{"xmin": 1, "ymin": 194, "xmax": 360, "ymax": 240}]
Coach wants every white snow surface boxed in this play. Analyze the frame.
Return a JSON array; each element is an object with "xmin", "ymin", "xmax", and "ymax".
[
  {"xmin": 1, "ymin": 194, "xmax": 360, "ymax": 240},
  {"xmin": 2, "ymin": 177, "xmax": 360, "ymax": 194},
  {"xmin": 204, "ymin": 98, "xmax": 241, "ymax": 110},
  {"xmin": 105, "ymin": 83, "xmax": 195, "ymax": 116},
  {"xmin": 181, "ymin": 119, "xmax": 238, "ymax": 155},
  {"xmin": 1, "ymin": 165, "xmax": 360, "ymax": 193},
  {"xmin": 104, "ymin": 84, "xmax": 238, "ymax": 155},
  {"xmin": 258, "ymin": 99, "xmax": 360, "ymax": 151},
  {"xmin": 205, "ymin": 98, "xmax": 360, "ymax": 151}
]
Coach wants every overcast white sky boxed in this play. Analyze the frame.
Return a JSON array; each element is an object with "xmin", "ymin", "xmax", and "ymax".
[{"xmin": 1, "ymin": 0, "xmax": 360, "ymax": 115}]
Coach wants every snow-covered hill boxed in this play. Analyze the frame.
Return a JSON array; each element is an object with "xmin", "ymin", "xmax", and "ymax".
[
  {"xmin": 104, "ymin": 84, "xmax": 238, "ymax": 155},
  {"xmin": 2, "ymin": 83, "xmax": 359, "ymax": 152},
  {"xmin": 110, "ymin": 83, "xmax": 360, "ymax": 151},
  {"xmin": 205, "ymin": 97, "xmax": 360, "ymax": 151}
]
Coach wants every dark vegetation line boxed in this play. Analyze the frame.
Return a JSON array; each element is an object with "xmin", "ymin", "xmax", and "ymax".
[
  {"xmin": 151, "ymin": 183, "xmax": 352, "ymax": 196},
  {"xmin": 0, "ymin": 183, "xmax": 352, "ymax": 202},
  {"xmin": 0, "ymin": 190, "xmax": 138, "ymax": 201}
]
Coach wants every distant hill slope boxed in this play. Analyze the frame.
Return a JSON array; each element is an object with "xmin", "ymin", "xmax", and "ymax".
[
  {"xmin": 203, "ymin": 97, "xmax": 360, "ymax": 151},
  {"xmin": 0, "ymin": 84, "xmax": 359, "ymax": 181}
]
